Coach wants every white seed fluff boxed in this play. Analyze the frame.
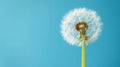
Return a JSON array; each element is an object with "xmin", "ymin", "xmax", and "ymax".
[{"xmin": 60, "ymin": 8, "xmax": 102, "ymax": 47}]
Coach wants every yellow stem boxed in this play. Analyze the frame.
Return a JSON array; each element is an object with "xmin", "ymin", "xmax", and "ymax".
[{"xmin": 82, "ymin": 41, "xmax": 86, "ymax": 67}]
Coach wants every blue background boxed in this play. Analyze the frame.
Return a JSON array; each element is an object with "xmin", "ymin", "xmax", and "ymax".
[{"xmin": 0, "ymin": 0, "xmax": 119, "ymax": 67}]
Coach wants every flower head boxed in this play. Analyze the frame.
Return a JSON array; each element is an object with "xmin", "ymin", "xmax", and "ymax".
[{"xmin": 61, "ymin": 8, "xmax": 102, "ymax": 47}]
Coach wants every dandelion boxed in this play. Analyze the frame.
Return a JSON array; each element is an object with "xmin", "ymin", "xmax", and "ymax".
[{"xmin": 60, "ymin": 8, "xmax": 102, "ymax": 67}]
